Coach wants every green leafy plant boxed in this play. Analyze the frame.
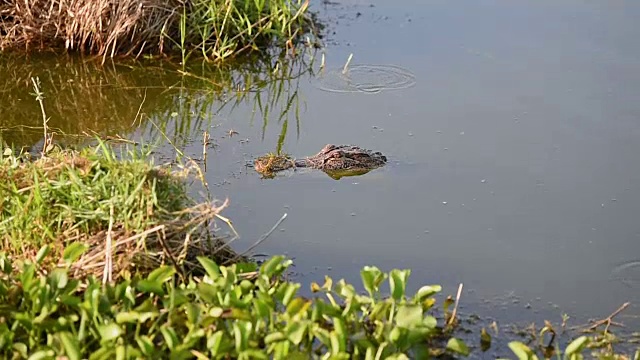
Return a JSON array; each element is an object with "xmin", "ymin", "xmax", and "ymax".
[{"xmin": 0, "ymin": 248, "xmax": 469, "ymax": 359}]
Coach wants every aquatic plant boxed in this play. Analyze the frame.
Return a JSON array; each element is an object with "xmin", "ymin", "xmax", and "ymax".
[
  {"xmin": 0, "ymin": 248, "xmax": 470, "ymax": 359},
  {"xmin": 0, "ymin": 0, "xmax": 319, "ymax": 62}
]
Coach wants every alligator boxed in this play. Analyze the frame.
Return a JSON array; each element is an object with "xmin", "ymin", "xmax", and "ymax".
[{"xmin": 254, "ymin": 144, "xmax": 387, "ymax": 180}]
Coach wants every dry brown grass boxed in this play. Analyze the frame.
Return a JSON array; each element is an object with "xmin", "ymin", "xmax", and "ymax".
[{"xmin": 0, "ymin": 0, "xmax": 180, "ymax": 59}]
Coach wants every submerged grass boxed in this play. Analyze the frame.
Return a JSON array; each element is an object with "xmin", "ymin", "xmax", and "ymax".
[
  {"xmin": 0, "ymin": 0, "xmax": 319, "ymax": 62},
  {"xmin": 0, "ymin": 143, "xmax": 240, "ymax": 280}
]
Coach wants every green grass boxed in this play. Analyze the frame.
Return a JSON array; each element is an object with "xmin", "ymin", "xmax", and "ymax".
[
  {"xmin": 0, "ymin": 0, "xmax": 320, "ymax": 62},
  {"xmin": 0, "ymin": 143, "xmax": 238, "ymax": 279},
  {"xmin": 178, "ymin": 0, "xmax": 314, "ymax": 62}
]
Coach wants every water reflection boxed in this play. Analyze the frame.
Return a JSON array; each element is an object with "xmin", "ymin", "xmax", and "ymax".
[{"xmin": 0, "ymin": 52, "xmax": 315, "ymax": 152}]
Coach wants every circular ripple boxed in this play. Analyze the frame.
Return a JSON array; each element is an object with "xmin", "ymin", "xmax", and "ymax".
[
  {"xmin": 611, "ymin": 260, "xmax": 640, "ymax": 287},
  {"xmin": 313, "ymin": 64, "xmax": 416, "ymax": 94}
]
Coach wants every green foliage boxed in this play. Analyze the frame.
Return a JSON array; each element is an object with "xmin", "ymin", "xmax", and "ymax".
[
  {"xmin": 0, "ymin": 0, "xmax": 320, "ymax": 62},
  {"xmin": 505, "ymin": 335, "xmax": 638, "ymax": 360},
  {"xmin": 0, "ymin": 245, "xmax": 636, "ymax": 359},
  {"xmin": 0, "ymin": 249, "xmax": 467, "ymax": 359},
  {"xmin": 0, "ymin": 144, "xmax": 239, "ymax": 279},
  {"xmin": 0, "ymin": 144, "xmax": 185, "ymax": 249},
  {"xmin": 176, "ymin": 0, "xmax": 317, "ymax": 63}
]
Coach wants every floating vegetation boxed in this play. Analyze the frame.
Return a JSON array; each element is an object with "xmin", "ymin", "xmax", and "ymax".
[
  {"xmin": 314, "ymin": 64, "xmax": 416, "ymax": 94},
  {"xmin": 254, "ymin": 153, "xmax": 295, "ymax": 178}
]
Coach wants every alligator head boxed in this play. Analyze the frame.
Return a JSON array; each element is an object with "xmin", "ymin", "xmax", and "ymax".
[
  {"xmin": 254, "ymin": 144, "xmax": 387, "ymax": 179},
  {"xmin": 303, "ymin": 144, "xmax": 387, "ymax": 172}
]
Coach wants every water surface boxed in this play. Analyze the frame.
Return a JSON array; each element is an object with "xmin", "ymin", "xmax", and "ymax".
[{"xmin": 2, "ymin": 0, "xmax": 640, "ymax": 340}]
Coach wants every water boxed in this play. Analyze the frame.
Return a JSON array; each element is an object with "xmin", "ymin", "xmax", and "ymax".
[{"xmin": 2, "ymin": 0, "xmax": 640, "ymax": 338}]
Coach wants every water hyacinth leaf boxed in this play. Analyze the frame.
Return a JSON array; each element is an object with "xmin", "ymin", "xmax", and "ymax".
[
  {"xmin": 480, "ymin": 327, "xmax": 492, "ymax": 351},
  {"xmin": 35, "ymin": 244, "xmax": 50, "ymax": 265},
  {"xmin": 446, "ymin": 338, "xmax": 470, "ymax": 356},
  {"xmin": 264, "ymin": 332, "xmax": 286, "ymax": 344},
  {"xmin": 333, "ymin": 317, "xmax": 347, "ymax": 338},
  {"xmin": 185, "ymin": 303, "xmax": 200, "ymax": 324},
  {"xmin": 239, "ymin": 349, "xmax": 269, "ymax": 360},
  {"xmin": 312, "ymin": 326, "xmax": 331, "ymax": 346},
  {"xmin": 360, "ymin": 266, "xmax": 385, "ymax": 297},
  {"xmin": 63, "ymin": 242, "xmax": 89, "ymax": 264},
  {"xmin": 389, "ymin": 327, "xmax": 406, "ymax": 346},
  {"xmin": 230, "ymin": 308, "xmax": 253, "ymax": 321},
  {"xmin": 330, "ymin": 331, "xmax": 346, "ymax": 354},
  {"xmin": 233, "ymin": 321, "xmax": 252, "ymax": 352},
  {"xmin": 389, "ymin": 269, "xmax": 411, "ymax": 301},
  {"xmin": 252, "ymin": 297, "xmax": 272, "ymax": 318},
  {"xmin": 0, "ymin": 254, "xmax": 12, "ymax": 274},
  {"xmin": 234, "ymin": 261, "xmax": 257, "ymax": 274},
  {"xmin": 395, "ymin": 304, "xmax": 423, "ymax": 328},
  {"xmin": 422, "ymin": 297, "xmax": 436, "ymax": 311},
  {"xmin": 386, "ymin": 355, "xmax": 410, "ymax": 360},
  {"xmin": 207, "ymin": 331, "xmax": 224, "ymax": 355},
  {"xmin": 49, "ymin": 268, "xmax": 69, "ymax": 289},
  {"xmin": 508, "ymin": 341, "xmax": 539, "ymax": 360},
  {"xmin": 286, "ymin": 297, "xmax": 311, "ymax": 317},
  {"xmin": 197, "ymin": 283, "xmax": 218, "ymax": 304},
  {"xmin": 260, "ymin": 255, "xmax": 285, "ymax": 277},
  {"xmin": 415, "ymin": 285, "xmax": 441, "ymax": 301},
  {"xmin": 286, "ymin": 320, "xmax": 308, "ymax": 345},
  {"xmin": 115, "ymin": 312, "xmax": 140, "ymax": 324},
  {"xmin": 209, "ymin": 307, "xmax": 224, "ymax": 317},
  {"xmin": 12, "ymin": 343, "xmax": 28, "ymax": 358},
  {"xmin": 281, "ymin": 283, "xmax": 301, "ymax": 306},
  {"xmin": 197, "ymin": 257, "xmax": 220, "ymax": 280},
  {"xmin": 136, "ymin": 279, "xmax": 164, "ymax": 295},
  {"xmin": 336, "ymin": 279, "xmax": 357, "ymax": 299},
  {"xmin": 370, "ymin": 301, "xmax": 392, "ymax": 321},
  {"xmin": 239, "ymin": 279, "xmax": 254, "ymax": 294},
  {"xmin": 59, "ymin": 332, "xmax": 81, "ymax": 360},
  {"xmin": 136, "ymin": 336, "xmax": 154, "ymax": 356},
  {"xmin": 27, "ymin": 349, "xmax": 55, "ymax": 360},
  {"xmin": 161, "ymin": 326, "xmax": 179, "ymax": 350},
  {"xmin": 148, "ymin": 266, "xmax": 176, "ymax": 283},
  {"xmin": 322, "ymin": 275, "xmax": 334, "ymax": 291},
  {"xmin": 98, "ymin": 323, "xmax": 123, "ymax": 342},
  {"xmin": 564, "ymin": 336, "xmax": 588, "ymax": 356}
]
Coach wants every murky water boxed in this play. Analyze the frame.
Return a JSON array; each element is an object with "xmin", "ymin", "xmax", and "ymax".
[{"xmin": 2, "ymin": 0, "xmax": 640, "ymax": 337}]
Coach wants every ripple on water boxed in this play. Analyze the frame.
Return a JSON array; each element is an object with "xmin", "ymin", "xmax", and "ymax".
[
  {"xmin": 611, "ymin": 260, "xmax": 640, "ymax": 288},
  {"xmin": 313, "ymin": 64, "xmax": 416, "ymax": 94}
]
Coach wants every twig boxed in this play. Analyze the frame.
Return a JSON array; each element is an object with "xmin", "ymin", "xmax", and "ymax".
[
  {"xmin": 448, "ymin": 283, "xmax": 464, "ymax": 326},
  {"xmin": 203, "ymin": 131, "xmax": 210, "ymax": 172},
  {"xmin": 342, "ymin": 53, "xmax": 353, "ymax": 74},
  {"xmin": 131, "ymin": 88, "xmax": 147, "ymax": 127},
  {"xmin": 229, "ymin": 213, "xmax": 288, "ymax": 262},
  {"xmin": 587, "ymin": 302, "xmax": 630, "ymax": 332},
  {"xmin": 569, "ymin": 302, "xmax": 631, "ymax": 332},
  {"xmin": 30, "ymin": 77, "xmax": 52, "ymax": 156},
  {"xmin": 102, "ymin": 197, "xmax": 115, "ymax": 284}
]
